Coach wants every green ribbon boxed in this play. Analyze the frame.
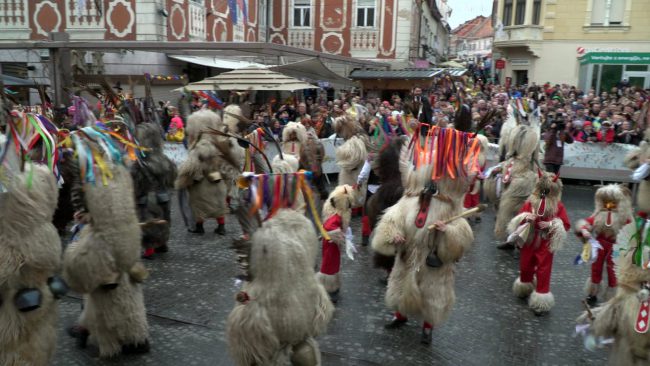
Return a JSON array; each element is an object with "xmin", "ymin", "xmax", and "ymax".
[{"xmin": 632, "ymin": 215, "xmax": 650, "ymax": 267}]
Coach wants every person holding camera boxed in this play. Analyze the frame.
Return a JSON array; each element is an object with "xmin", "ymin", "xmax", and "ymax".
[{"xmin": 543, "ymin": 115, "xmax": 573, "ymax": 174}]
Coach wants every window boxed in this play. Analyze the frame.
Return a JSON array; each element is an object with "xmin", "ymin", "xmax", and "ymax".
[
  {"xmin": 532, "ymin": 0, "xmax": 542, "ymax": 25},
  {"xmin": 515, "ymin": 0, "xmax": 526, "ymax": 25},
  {"xmin": 356, "ymin": 0, "xmax": 376, "ymax": 27},
  {"xmin": 503, "ymin": 0, "xmax": 513, "ymax": 26},
  {"xmin": 591, "ymin": 0, "xmax": 625, "ymax": 26},
  {"xmin": 259, "ymin": 0, "xmax": 267, "ymax": 27},
  {"xmin": 293, "ymin": 0, "xmax": 311, "ymax": 27}
]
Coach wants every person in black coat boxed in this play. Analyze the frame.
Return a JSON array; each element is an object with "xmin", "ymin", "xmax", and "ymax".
[{"xmin": 404, "ymin": 87, "xmax": 433, "ymax": 135}]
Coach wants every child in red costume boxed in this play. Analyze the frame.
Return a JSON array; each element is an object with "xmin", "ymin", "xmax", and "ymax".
[
  {"xmin": 575, "ymin": 184, "xmax": 633, "ymax": 306},
  {"xmin": 509, "ymin": 170, "xmax": 570, "ymax": 315},
  {"xmin": 317, "ymin": 184, "xmax": 356, "ymax": 303}
]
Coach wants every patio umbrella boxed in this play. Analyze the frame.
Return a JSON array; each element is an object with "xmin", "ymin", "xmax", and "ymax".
[
  {"xmin": 439, "ymin": 60, "xmax": 465, "ymax": 68},
  {"xmin": 175, "ymin": 67, "xmax": 318, "ymax": 92}
]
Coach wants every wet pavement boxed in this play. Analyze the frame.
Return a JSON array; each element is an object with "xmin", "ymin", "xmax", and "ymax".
[{"xmin": 52, "ymin": 181, "xmax": 610, "ymax": 366}]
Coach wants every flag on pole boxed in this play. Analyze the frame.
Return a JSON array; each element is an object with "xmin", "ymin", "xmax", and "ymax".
[{"xmin": 229, "ymin": 0, "xmax": 238, "ymax": 24}]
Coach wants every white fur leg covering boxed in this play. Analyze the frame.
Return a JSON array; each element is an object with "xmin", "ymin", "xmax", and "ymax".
[
  {"xmin": 316, "ymin": 272, "xmax": 341, "ymax": 293},
  {"xmin": 604, "ymin": 286, "xmax": 617, "ymax": 301},
  {"xmin": 528, "ymin": 291, "xmax": 555, "ymax": 313},
  {"xmin": 513, "ymin": 277, "xmax": 535, "ymax": 299},
  {"xmin": 291, "ymin": 337, "xmax": 322, "ymax": 366},
  {"xmin": 584, "ymin": 277, "xmax": 600, "ymax": 296},
  {"xmin": 548, "ymin": 218, "xmax": 567, "ymax": 253}
]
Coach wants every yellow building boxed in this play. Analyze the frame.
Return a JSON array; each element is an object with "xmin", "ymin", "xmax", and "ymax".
[{"xmin": 493, "ymin": 0, "xmax": 650, "ymax": 91}]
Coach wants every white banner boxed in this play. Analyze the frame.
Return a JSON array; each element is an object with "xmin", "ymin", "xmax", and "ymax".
[{"xmin": 165, "ymin": 140, "xmax": 638, "ymax": 182}]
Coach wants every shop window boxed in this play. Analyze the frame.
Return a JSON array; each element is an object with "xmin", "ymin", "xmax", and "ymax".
[
  {"xmin": 601, "ymin": 64, "xmax": 623, "ymax": 92},
  {"xmin": 515, "ymin": 0, "xmax": 526, "ymax": 25},
  {"xmin": 357, "ymin": 0, "xmax": 376, "ymax": 27},
  {"xmin": 292, "ymin": 0, "xmax": 311, "ymax": 27},
  {"xmin": 591, "ymin": 64, "xmax": 600, "ymax": 90},
  {"xmin": 626, "ymin": 65, "xmax": 649, "ymax": 72},
  {"xmin": 503, "ymin": 0, "xmax": 513, "ymax": 26},
  {"xmin": 591, "ymin": 0, "xmax": 625, "ymax": 26},
  {"xmin": 532, "ymin": 0, "xmax": 542, "ymax": 25}
]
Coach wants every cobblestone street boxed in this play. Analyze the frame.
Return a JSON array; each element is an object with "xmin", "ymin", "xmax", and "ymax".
[{"xmin": 53, "ymin": 182, "xmax": 609, "ymax": 366}]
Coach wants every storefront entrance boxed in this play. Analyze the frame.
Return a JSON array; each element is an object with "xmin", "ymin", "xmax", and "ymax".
[{"xmin": 623, "ymin": 71, "xmax": 650, "ymax": 89}]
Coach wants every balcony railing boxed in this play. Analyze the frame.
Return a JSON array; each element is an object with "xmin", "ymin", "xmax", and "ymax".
[
  {"xmin": 351, "ymin": 29, "xmax": 378, "ymax": 51},
  {"xmin": 189, "ymin": 1, "xmax": 206, "ymax": 40},
  {"xmin": 67, "ymin": 0, "xmax": 104, "ymax": 29},
  {"xmin": 494, "ymin": 25, "xmax": 543, "ymax": 44},
  {"xmin": 0, "ymin": 0, "xmax": 27, "ymax": 29},
  {"xmin": 288, "ymin": 29, "xmax": 314, "ymax": 49}
]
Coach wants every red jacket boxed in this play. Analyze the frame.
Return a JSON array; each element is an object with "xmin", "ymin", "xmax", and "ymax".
[
  {"xmin": 518, "ymin": 201, "xmax": 571, "ymax": 248},
  {"xmin": 597, "ymin": 129, "xmax": 615, "ymax": 143}
]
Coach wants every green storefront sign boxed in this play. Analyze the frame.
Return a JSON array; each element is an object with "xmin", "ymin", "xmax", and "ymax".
[{"xmin": 579, "ymin": 52, "xmax": 650, "ymax": 65}]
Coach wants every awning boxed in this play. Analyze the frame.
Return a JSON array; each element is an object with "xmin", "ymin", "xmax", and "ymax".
[
  {"xmin": 349, "ymin": 68, "xmax": 468, "ymax": 80},
  {"xmin": 579, "ymin": 52, "xmax": 650, "ymax": 65},
  {"xmin": 168, "ymin": 55, "xmax": 267, "ymax": 69},
  {"xmin": 177, "ymin": 67, "xmax": 318, "ymax": 92},
  {"xmin": 2, "ymin": 74, "xmax": 44, "ymax": 87},
  {"xmin": 270, "ymin": 58, "xmax": 357, "ymax": 89}
]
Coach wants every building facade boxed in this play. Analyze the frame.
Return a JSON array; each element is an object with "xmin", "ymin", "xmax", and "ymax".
[
  {"xmin": 0, "ymin": 0, "xmax": 452, "ymax": 104},
  {"xmin": 492, "ymin": 0, "xmax": 650, "ymax": 90},
  {"xmin": 449, "ymin": 15, "xmax": 493, "ymax": 63}
]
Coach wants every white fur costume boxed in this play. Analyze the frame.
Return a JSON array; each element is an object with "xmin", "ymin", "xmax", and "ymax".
[
  {"xmin": 227, "ymin": 210, "xmax": 334, "ymax": 366},
  {"xmin": 625, "ymin": 128, "xmax": 650, "ymax": 214},
  {"xmin": 63, "ymin": 163, "xmax": 149, "ymax": 357},
  {"xmin": 492, "ymin": 119, "xmax": 540, "ymax": 241},
  {"xmin": 333, "ymin": 115, "xmax": 369, "ymax": 208},
  {"xmin": 281, "ymin": 122, "xmax": 307, "ymax": 159},
  {"xmin": 271, "ymin": 154, "xmax": 305, "ymax": 212},
  {"xmin": 176, "ymin": 109, "xmax": 243, "ymax": 221},
  {"xmin": 0, "ymin": 164, "xmax": 62, "ymax": 366},
  {"xmin": 372, "ymin": 159, "xmax": 474, "ymax": 329},
  {"xmin": 575, "ymin": 185, "xmax": 634, "ymax": 299}
]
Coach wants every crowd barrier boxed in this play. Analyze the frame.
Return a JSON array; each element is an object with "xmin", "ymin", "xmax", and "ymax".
[{"xmin": 164, "ymin": 139, "xmax": 639, "ymax": 183}]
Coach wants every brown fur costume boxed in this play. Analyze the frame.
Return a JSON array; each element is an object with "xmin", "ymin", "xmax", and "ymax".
[
  {"xmin": 63, "ymin": 163, "xmax": 150, "ymax": 358},
  {"xmin": 227, "ymin": 210, "xmax": 334, "ymax": 366},
  {"xmin": 175, "ymin": 110, "xmax": 243, "ymax": 221},
  {"xmin": 372, "ymin": 159, "xmax": 474, "ymax": 329},
  {"xmin": 575, "ymin": 185, "xmax": 634, "ymax": 298},
  {"xmin": 333, "ymin": 115, "xmax": 369, "ymax": 208},
  {"xmin": 366, "ymin": 136, "xmax": 408, "ymax": 271},
  {"xmin": 0, "ymin": 164, "xmax": 62, "ymax": 366},
  {"xmin": 132, "ymin": 122, "xmax": 177, "ymax": 251}
]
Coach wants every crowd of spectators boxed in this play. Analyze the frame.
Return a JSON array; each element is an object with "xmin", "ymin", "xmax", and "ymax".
[{"xmin": 172, "ymin": 79, "xmax": 648, "ymax": 149}]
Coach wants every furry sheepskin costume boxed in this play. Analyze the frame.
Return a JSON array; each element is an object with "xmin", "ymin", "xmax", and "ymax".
[
  {"xmin": 223, "ymin": 104, "xmax": 250, "ymax": 136},
  {"xmin": 175, "ymin": 109, "xmax": 244, "ymax": 234},
  {"xmin": 0, "ymin": 164, "xmax": 64, "ymax": 366},
  {"xmin": 509, "ymin": 170, "xmax": 570, "ymax": 315},
  {"xmin": 227, "ymin": 210, "xmax": 334, "ymax": 366},
  {"xmin": 625, "ymin": 127, "xmax": 650, "ymax": 215},
  {"xmin": 282, "ymin": 122, "xmax": 308, "ymax": 158},
  {"xmin": 63, "ymin": 162, "xmax": 150, "ymax": 358},
  {"xmin": 132, "ymin": 122, "xmax": 177, "ymax": 256},
  {"xmin": 575, "ymin": 184, "xmax": 633, "ymax": 304},
  {"xmin": 271, "ymin": 154, "xmax": 305, "ymax": 212},
  {"xmin": 317, "ymin": 184, "xmax": 356, "ymax": 303},
  {"xmin": 463, "ymin": 134, "xmax": 489, "ymax": 219},
  {"xmin": 581, "ymin": 237, "xmax": 650, "ymax": 365},
  {"xmin": 490, "ymin": 123, "xmax": 540, "ymax": 243},
  {"xmin": 371, "ymin": 154, "xmax": 474, "ymax": 343},
  {"xmin": 333, "ymin": 115, "xmax": 369, "ymax": 208},
  {"xmin": 317, "ymin": 185, "xmax": 359, "ymax": 303},
  {"xmin": 366, "ymin": 136, "xmax": 408, "ymax": 272}
]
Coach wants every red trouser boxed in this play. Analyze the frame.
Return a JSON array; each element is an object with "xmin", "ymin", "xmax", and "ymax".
[
  {"xmin": 591, "ymin": 240, "xmax": 616, "ymax": 287},
  {"xmin": 519, "ymin": 241, "xmax": 554, "ymax": 294},
  {"xmin": 320, "ymin": 240, "xmax": 341, "ymax": 275},
  {"xmin": 463, "ymin": 192, "xmax": 479, "ymax": 209}
]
